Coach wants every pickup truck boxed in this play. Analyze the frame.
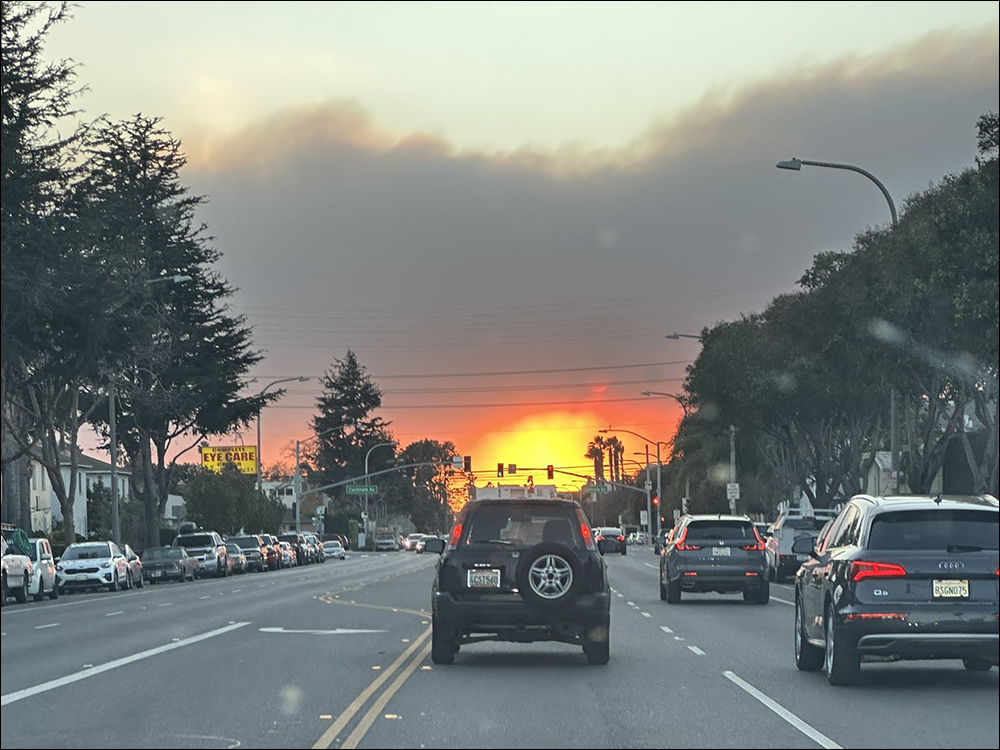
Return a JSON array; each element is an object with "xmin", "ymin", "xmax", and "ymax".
[{"xmin": 1, "ymin": 532, "xmax": 34, "ymax": 606}]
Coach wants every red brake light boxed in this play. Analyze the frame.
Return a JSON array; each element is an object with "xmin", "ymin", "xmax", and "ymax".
[
  {"xmin": 580, "ymin": 524, "xmax": 594, "ymax": 550},
  {"xmin": 743, "ymin": 527, "xmax": 765, "ymax": 551},
  {"xmin": 448, "ymin": 523, "xmax": 463, "ymax": 550},
  {"xmin": 675, "ymin": 527, "xmax": 701, "ymax": 551},
  {"xmin": 617, "ymin": 535, "xmax": 624, "ymax": 542},
  {"xmin": 850, "ymin": 561, "xmax": 907, "ymax": 582}
]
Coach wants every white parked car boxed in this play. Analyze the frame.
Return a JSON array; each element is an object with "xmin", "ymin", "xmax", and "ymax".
[
  {"xmin": 1, "ymin": 532, "xmax": 34, "ymax": 606},
  {"xmin": 28, "ymin": 537, "xmax": 59, "ymax": 601},
  {"xmin": 57, "ymin": 541, "xmax": 132, "ymax": 593},
  {"xmin": 323, "ymin": 540, "xmax": 346, "ymax": 559}
]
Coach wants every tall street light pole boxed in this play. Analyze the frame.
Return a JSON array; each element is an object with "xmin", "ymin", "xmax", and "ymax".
[
  {"xmin": 294, "ymin": 425, "xmax": 341, "ymax": 535},
  {"xmin": 776, "ymin": 157, "xmax": 900, "ymax": 484},
  {"xmin": 363, "ymin": 442, "xmax": 398, "ymax": 542},
  {"xmin": 256, "ymin": 376, "xmax": 310, "ymax": 492},
  {"xmin": 600, "ymin": 428, "xmax": 664, "ymax": 537},
  {"xmin": 110, "ymin": 274, "xmax": 192, "ymax": 546}
]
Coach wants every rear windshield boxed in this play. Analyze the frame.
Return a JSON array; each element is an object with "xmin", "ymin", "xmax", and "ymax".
[
  {"xmin": 868, "ymin": 510, "xmax": 999, "ymax": 551},
  {"xmin": 783, "ymin": 518, "xmax": 831, "ymax": 531},
  {"xmin": 143, "ymin": 548, "xmax": 182, "ymax": 561},
  {"xmin": 231, "ymin": 536, "xmax": 261, "ymax": 548},
  {"xmin": 685, "ymin": 522, "xmax": 755, "ymax": 541},
  {"xmin": 175, "ymin": 534, "xmax": 216, "ymax": 548},
  {"xmin": 463, "ymin": 505, "xmax": 581, "ymax": 549}
]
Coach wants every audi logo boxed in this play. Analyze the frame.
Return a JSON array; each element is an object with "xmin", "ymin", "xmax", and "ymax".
[{"xmin": 938, "ymin": 561, "xmax": 965, "ymax": 570}]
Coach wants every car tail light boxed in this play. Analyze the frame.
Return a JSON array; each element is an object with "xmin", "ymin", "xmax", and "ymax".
[
  {"xmin": 849, "ymin": 561, "xmax": 907, "ymax": 581},
  {"xmin": 683, "ymin": 571, "xmax": 698, "ymax": 576},
  {"xmin": 675, "ymin": 528, "xmax": 701, "ymax": 551},
  {"xmin": 580, "ymin": 524, "xmax": 595, "ymax": 550},
  {"xmin": 845, "ymin": 613, "xmax": 908, "ymax": 621},
  {"xmin": 743, "ymin": 528, "xmax": 766, "ymax": 551},
  {"xmin": 448, "ymin": 524, "xmax": 463, "ymax": 550},
  {"xmin": 745, "ymin": 571, "xmax": 758, "ymax": 576}
]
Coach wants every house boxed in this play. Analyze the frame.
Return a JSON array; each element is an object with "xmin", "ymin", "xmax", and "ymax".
[{"xmin": 29, "ymin": 451, "xmax": 132, "ymax": 538}]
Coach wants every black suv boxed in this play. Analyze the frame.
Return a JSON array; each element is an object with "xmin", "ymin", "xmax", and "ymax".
[
  {"xmin": 659, "ymin": 514, "xmax": 769, "ymax": 604},
  {"xmin": 425, "ymin": 499, "xmax": 615, "ymax": 665},
  {"xmin": 793, "ymin": 494, "xmax": 999, "ymax": 686}
]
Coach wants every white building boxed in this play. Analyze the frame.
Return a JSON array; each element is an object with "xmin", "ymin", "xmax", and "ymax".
[
  {"xmin": 30, "ymin": 451, "xmax": 131, "ymax": 539},
  {"xmin": 474, "ymin": 484, "xmax": 560, "ymax": 501}
]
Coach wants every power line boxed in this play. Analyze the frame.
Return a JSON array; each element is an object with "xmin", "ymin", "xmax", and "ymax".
[
  {"xmin": 270, "ymin": 395, "xmax": 675, "ymax": 410},
  {"xmin": 274, "ymin": 376, "xmax": 683, "ymax": 396}
]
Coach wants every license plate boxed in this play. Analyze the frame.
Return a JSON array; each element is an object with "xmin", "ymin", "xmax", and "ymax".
[
  {"xmin": 467, "ymin": 569, "xmax": 501, "ymax": 588},
  {"xmin": 932, "ymin": 579, "xmax": 968, "ymax": 598},
  {"xmin": 74, "ymin": 574, "xmax": 88, "ymax": 581},
  {"xmin": 151, "ymin": 570, "xmax": 162, "ymax": 577},
  {"xmin": 712, "ymin": 547, "xmax": 731, "ymax": 557}
]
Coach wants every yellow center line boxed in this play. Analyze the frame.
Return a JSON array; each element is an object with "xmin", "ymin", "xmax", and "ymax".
[
  {"xmin": 310, "ymin": 627, "xmax": 431, "ymax": 750},
  {"xmin": 341, "ymin": 642, "xmax": 433, "ymax": 750}
]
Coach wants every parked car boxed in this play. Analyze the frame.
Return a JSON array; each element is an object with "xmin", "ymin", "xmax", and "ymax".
[
  {"xmin": 173, "ymin": 530, "xmax": 229, "ymax": 578},
  {"xmin": 375, "ymin": 532, "xmax": 399, "ymax": 551},
  {"xmin": 260, "ymin": 533, "xmax": 283, "ymax": 570},
  {"xmin": 226, "ymin": 542, "xmax": 247, "ymax": 574},
  {"xmin": 27, "ymin": 537, "xmax": 59, "ymax": 601},
  {"xmin": 659, "ymin": 514, "xmax": 769, "ymax": 604},
  {"xmin": 304, "ymin": 533, "xmax": 325, "ymax": 563},
  {"xmin": 142, "ymin": 546, "xmax": 199, "ymax": 583},
  {"xmin": 653, "ymin": 527, "xmax": 671, "ymax": 555},
  {"xmin": 279, "ymin": 541, "xmax": 295, "ymax": 567},
  {"xmin": 1, "ymin": 531, "xmax": 34, "ymax": 606},
  {"xmin": 323, "ymin": 539, "xmax": 346, "ymax": 560},
  {"xmin": 593, "ymin": 527, "xmax": 627, "ymax": 555},
  {"xmin": 403, "ymin": 533, "xmax": 428, "ymax": 552},
  {"xmin": 57, "ymin": 541, "xmax": 132, "ymax": 592},
  {"xmin": 230, "ymin": 534, "xmax": 268, "ymax": 572},
  {"xmin": 425, "ymin": 498, "xmax": 616, "ymax": 665},
  {"xmin": 123, "ymin": 544, "xmax": 145, "ymax": 589},
  {"xmin": 766, "ymin": 508, "xmax": 839, "ymax": 582},
  {"xmin": 278, "ymin": 533, "xmax": 308, "ymax": 565},
  {"xmin": 793, "ymin": 494, "xmax": 999, "ymax": 685}
]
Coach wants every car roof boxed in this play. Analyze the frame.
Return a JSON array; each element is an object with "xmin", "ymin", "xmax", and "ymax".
[
  {"xmin": 471, "ymin": 498, "xmax": 583, "ymax": 509},
  {"xmin": 682, "ymin": 514, "xmax": 753, "ymax": 523},
  {"xmin": 850, "ymin": 494, "xmax": 999, "ymax": 512}
]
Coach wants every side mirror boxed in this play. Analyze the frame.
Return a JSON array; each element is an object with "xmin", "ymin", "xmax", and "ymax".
[
  {"xmin": 791, "ymin": 534, "xmax": 816, "ymax": 557},
  {"xmin": 423, "ymin": 538, "xmax": 446, "ymax": 555},
  {"xmin": 597, "ymin": 539, "xmax": 618, "ymax": 555},
  {"xmin": 54, "ymin": 556, "xmax": 61, "ymax": 564},
  {"xmin": 42, "ymin": 553, "xmax": 54, "ymax": 562}
]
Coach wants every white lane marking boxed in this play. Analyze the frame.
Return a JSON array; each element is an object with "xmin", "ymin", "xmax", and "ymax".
[
  {"xmin": 771, "ymin": 595, "xmax": 794, "ymax": 606},
  {"xmin": 641, "ymin": 612, "xmax": 652, "ymax": 618},
  {"xmin": 34, "ymin": 623, "xmax": 60, "ymax": 630},
  {"xmin": 674, "ymin": 636, "xmax": 685, "ymax": 641},
  {"xmin": 259, "ymin": 627, "xmax": 387, "ymax": 635},
  {"xmin": 688, "ymin": 646, "xmax": 706, "ymax": 656},
  {"xmin": 157, "ymin": 603, "xmax": 172, "ymax": 608},
  {"xmin": 644, "ymin": 563, "xmax": 658, "ymax": 569},
  {"xmin": 626, "ymin": 601, "xmax": 636, "ymax": 607},
  {"xmin": 660, "ymin": 625, "xmax": 674, "ymax": 634},
  {"xmin": 105, "ymin": 611, "xmax": 124, "ymax": 617},
  {"xmin": 616, "ymin": 593, "xmax": 624, "ymax": 598},
  {"xmin": 199, "ymin": 595, "xmax": 211, "ymax": 600},
  {"xmin": 1, "ymin": 622, "xmax": 250, "ymax": 706},
  {"xmin": 724, "ymin": 671, "xmax": 842, "ymax": 749}
]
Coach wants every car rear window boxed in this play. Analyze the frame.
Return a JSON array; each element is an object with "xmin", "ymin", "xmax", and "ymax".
[
  {"xmin": 463, "ymin": 504, "xmax": 581, "ymax": 549},
  {"xmin": 684, "ymin": 522, "xmax": 755, "ymax": 541},
  {"xmin": 143, "ymin": 548, "xmax": 182, "ymax": 561},
  {"xmin": 231, "ymin": 536, "xmax": 260, "ymax": 548},
  {"xmin": 867, "ymin": 510, "xmax": 999, "ymax": 551},
  {"xmin": 175, "ymin": 534, "xmax": 215, "ymax": 548},
  {"xmin": 783, "ymin": 518, "xmax": 830, "ymax": 531}
]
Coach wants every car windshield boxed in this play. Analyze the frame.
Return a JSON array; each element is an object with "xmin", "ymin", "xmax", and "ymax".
[
  {"xmin": 63, "ymin": 544, "xmax": 112, "ymax": 560},
  {"xmin": 684, "ymin": 523, "xmax": 755, "ymax": 542},
  {"xmin": 142, "ymin": 548, "xmax": 182, "ymax": 561},
  {"xmin": 783, "ymin": 518, "xmax": 831, "ymax": 531},
  {"xmin": 463, "ymin": 505, "xmax": 581, "ymax": 549},
  {"xmin": 868, "ymin": 510, "xmax": 999, "ymax": 551},
  {"xmin": 175, "ymin": 535, "xmax": 216, "ymax": 548},
  {"xmin": 231, "ymin": 537, "xmax": 260, "ymax": 548}
]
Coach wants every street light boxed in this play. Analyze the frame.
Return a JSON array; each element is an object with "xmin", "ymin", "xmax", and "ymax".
[
  {"xmin": 600, "ymin": 428, "xmax": 667, "ymax": 537},
  {"xmin": 665, "ymin": 332, "xmax": 703, "ymax": 341},
  {"xmin": 109, "ymin": 274, "xmax": 190, "ymax": 546},
  {"xmin": 776, "ymin": 156, "xmax": 900, "ymax": 481},
  {"xmin": 256, "ymin": 376, "xmax": 310, "ymax": 491},
  {"xmin": 294, "ymin": 425, "xmax": 341, "ymax": 535},
  {"xmin": 363, "ymin": 442, "xmax": 398, "ymax": 541}
]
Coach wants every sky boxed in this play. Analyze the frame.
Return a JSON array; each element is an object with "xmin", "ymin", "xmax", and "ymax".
[{"xmin": 48, "ymin": 1, "xmax": 999, "ymax": 487}]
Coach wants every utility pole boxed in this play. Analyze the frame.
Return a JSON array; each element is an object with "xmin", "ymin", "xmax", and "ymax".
[
  {"xmin": 294, "ymin": 440, "xmax": 302, "ymax": 534},
  {"xmin": 644, "ymin": 445, "xmax": 651, "ymax": 540},
  {"xmin": 109, "ymin": 380, "xmax": 120, "ymax": 546},
  {"xmin": 729, "ymin": 424, "xmax": 737, "ymax": 515}
]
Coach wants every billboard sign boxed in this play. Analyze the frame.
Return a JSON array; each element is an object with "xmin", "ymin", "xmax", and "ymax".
[{"xmin": 200, "ymin": 445, "xmax": 257, "ymax": 475}]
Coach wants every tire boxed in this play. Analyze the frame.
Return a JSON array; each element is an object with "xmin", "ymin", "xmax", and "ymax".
[
  {"xmin": 666, "ymin": 576, "xmax": 681, "ymax": 604},
  {"xmin": 659, "ymin": 579, "xmax": 667, "ymax": 601},
  {"xmin": 107, "ymin": 572, "xmax": 119, "ymax": 593},
  {"xmin": 14, "ymin": 572, "xmax": 29, "ymax": 603},
  {"xmin": 431, "ymin": 616, "xmax": 456, "ymax": 665},
  {"xmin": 136, "ymin": 571, "xmax": 144, "ymax": 589},
  {"xmin": 825, "ymin": 604, "xmax": 860, "ymax": 686},
  {"xmin": 794, "ymin": 595, "xmax": 823, "ymax": 671},
  {"xmin": 621, "ymin": 547, "xmax": 627, "ymax": 556},
  {"xmin": 963, "ymin": 657, "xmax": 993, "ymax": 672},
  {"xmin": 744, "ymin": 579, "xmax": 769, "ymax": 604},
  {"xmin": 775, "ymin": 565, "xmax": 786, "ymax": 584},
  {"xmin": 49, "ymin": 578, "xmax": 59, "ymax": 600},
  {"xmin": 515, "ymin": 543, "xmax": 583, "ymax": 609},
  {"xmin": 125, "ymin": 571, "xmax": 133, "ymax": 590},
  {"xmin": 584, "ymin": 617, "xmax": 611, "ymax": 665},
  {"xmin": 0, "ymin": 573, "xmax": 7, "ymax": 607},
  {"xmin": 34, "ymin": 577, "xmax": 45, "ymax": 602}
]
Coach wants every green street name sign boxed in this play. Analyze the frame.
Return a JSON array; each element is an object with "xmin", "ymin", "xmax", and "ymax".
[
  {"xmin": 347, "ymin": 485, "xmax": 378, "ymax": 495},
  {"xmin": 585, "ymin": 484, "xmax": 610, "ymax": 494}
]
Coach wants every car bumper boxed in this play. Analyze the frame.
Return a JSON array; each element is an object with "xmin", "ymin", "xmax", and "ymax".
[
  {"xmin": 671, "ymin": 567, "xmax": 767, "ymax": 592},
  {"xmin": 434, "ymin": 590, "xmax": 611, "ymax": 633},
  {"xmin": 57, "ymin": 571, "xmax": 115, "ymax": 588},
  {"xmin": 840, "ymin": 608, "xmax": 999, "ymax": 662},
  {"xmin": 145, "ymin": 568, "xmax": 185, "ymax": 581}
]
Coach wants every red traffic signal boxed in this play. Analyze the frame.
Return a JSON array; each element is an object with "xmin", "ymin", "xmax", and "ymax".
[
  {"xmin": 652, "ymin": 496, "xmax": 659, "ymax": 506},
  {"xmin": 546, "ymin": 464, "xmax": 554, "ymax": 480}
]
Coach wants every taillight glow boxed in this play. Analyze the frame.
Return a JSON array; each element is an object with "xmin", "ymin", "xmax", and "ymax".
[
  {"xmin": 742, "ymin": 542, "xmax": 765, "ymax": 551},
  {"xmin": 850, "ymin": 561, "xmax": 907, "ymax": 581},
  {"xmin": 675, "ymin": 527, "xmax": 701, "ymax": 551},
  {"xmin": 745, "ymin": 571, "xmax": 758, "ymax": 576},
  {"xmin": 683, "ymin": 571, "xmax": 698, "ymax": 576},
  {"xmin": 448, "ymin": 524, "xmax": 463, "ymax": 549},
  {"xmin": 580, "ymin": 524, "xmax": 594, "ymax": 549}
]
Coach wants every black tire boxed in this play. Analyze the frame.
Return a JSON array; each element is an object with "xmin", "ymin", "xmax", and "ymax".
[
  {"xmin": 515, "ymin": 543, "xmax": 583, "ymax": 609},
  {"xmin": 34, "ymin": 577, "xmax": 46, "ymax": 602},
  {"xmin": 744, "ymin": 579, "xmax": 769, "ymax": 604},
  {"xmin": 825, "ymin": 604, "xmax": 860, "ymax": 686},
  {"xmin": 963, "ymin": 657, "xmax": 993, "ymax": 672},
  {"xmin": 107, "ymin": 572, "xmax": 119, "ymax": 593},
  {"xmin": 136, "ymin": 571, "xmax": 144, "ymax": 589},
  {"xmin": 775, "ymin": 566, "xmax": 786, "ymax": 584},
  {"xmin": 666, "ymin": 576, "xmax": 681, "ymax": 604},
  {"xmin": 659, "ymin": 579, "xmax": 667, "ymax": 601},
  {"xmin": 49, "ymin": 578, "xmax": 59, "ymax": 600},
  {"xmin": 431, "ymin": 616, "xmax": 456, "ymax": 665},
  {"xmin": 125, "ymin": 571, "xmax": 133, "ymax": 590},
  {"xmin": 14, "ymin": 572, "xmax": 30, "ymax": 604},
  {"xmin": 0, "ymin": 573, "xmax": 7, "ymax": 607},
  {"xmin": 794, "ymin": 595, "xmax": 823, "ymax": 671},
  {"xmin": 584, "ymin": 617, "xmax": 611, "ymax": 665},
  {"xmin": 621, "ymin": 547, "xmax": 627, "ymax": 556}
]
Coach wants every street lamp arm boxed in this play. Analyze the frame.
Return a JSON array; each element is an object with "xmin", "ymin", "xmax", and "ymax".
[{"xmin": 777, "ymin": 157, "xmax": 897, "ymax": 227}]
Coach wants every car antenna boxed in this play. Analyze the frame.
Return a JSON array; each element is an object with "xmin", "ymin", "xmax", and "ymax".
[{"xmin": 934, "ymin": 493, "xmax": 943, "ymax": 505}]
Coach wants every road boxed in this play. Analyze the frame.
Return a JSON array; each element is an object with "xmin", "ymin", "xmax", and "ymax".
[{"xmin": 1, "ymin": 550, "xmax": 997, "ymax": 749}]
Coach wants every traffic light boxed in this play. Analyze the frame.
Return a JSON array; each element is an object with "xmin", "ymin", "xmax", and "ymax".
[
  {"xmin": 546, "ymin": 464, "xmax": 554, "ymax": 480},
  {"xmin": 497, "ymin": 462, "xmax": 504, "ymax": 477},
  {"xmin": 464, "ymin": 455, "xmax": 472, "ymax": 472},
  {"xmin": 652, "ymin": 496, "xmax": 659, "ymax": 507}
]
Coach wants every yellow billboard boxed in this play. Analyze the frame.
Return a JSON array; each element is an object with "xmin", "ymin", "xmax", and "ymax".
[{"xmin": 201, "ymin": 445, "xmax": 257, "ymax": 475}]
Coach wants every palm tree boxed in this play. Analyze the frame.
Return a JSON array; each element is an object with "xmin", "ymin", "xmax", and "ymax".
[
  {"xmin": 586, "ymin": 436, "xmax": 606, "ymax": 482},
  {"xmin": 605, "ymin": 437, "xmax": 625, "ymax": 483}
]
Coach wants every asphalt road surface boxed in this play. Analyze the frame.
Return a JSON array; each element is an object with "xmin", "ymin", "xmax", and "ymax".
[{"xmin": 2, "ymin": 550, "xmax": 997, "ymax": 749}]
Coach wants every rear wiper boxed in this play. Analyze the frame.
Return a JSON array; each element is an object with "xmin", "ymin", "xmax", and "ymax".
[
  {"xmin": 472, "ymin": 539, "xmax": 513, "ymax": 546},
  {"xmin": 946, "ymin": 543, "xmax": 984, "ymax": 553}
]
